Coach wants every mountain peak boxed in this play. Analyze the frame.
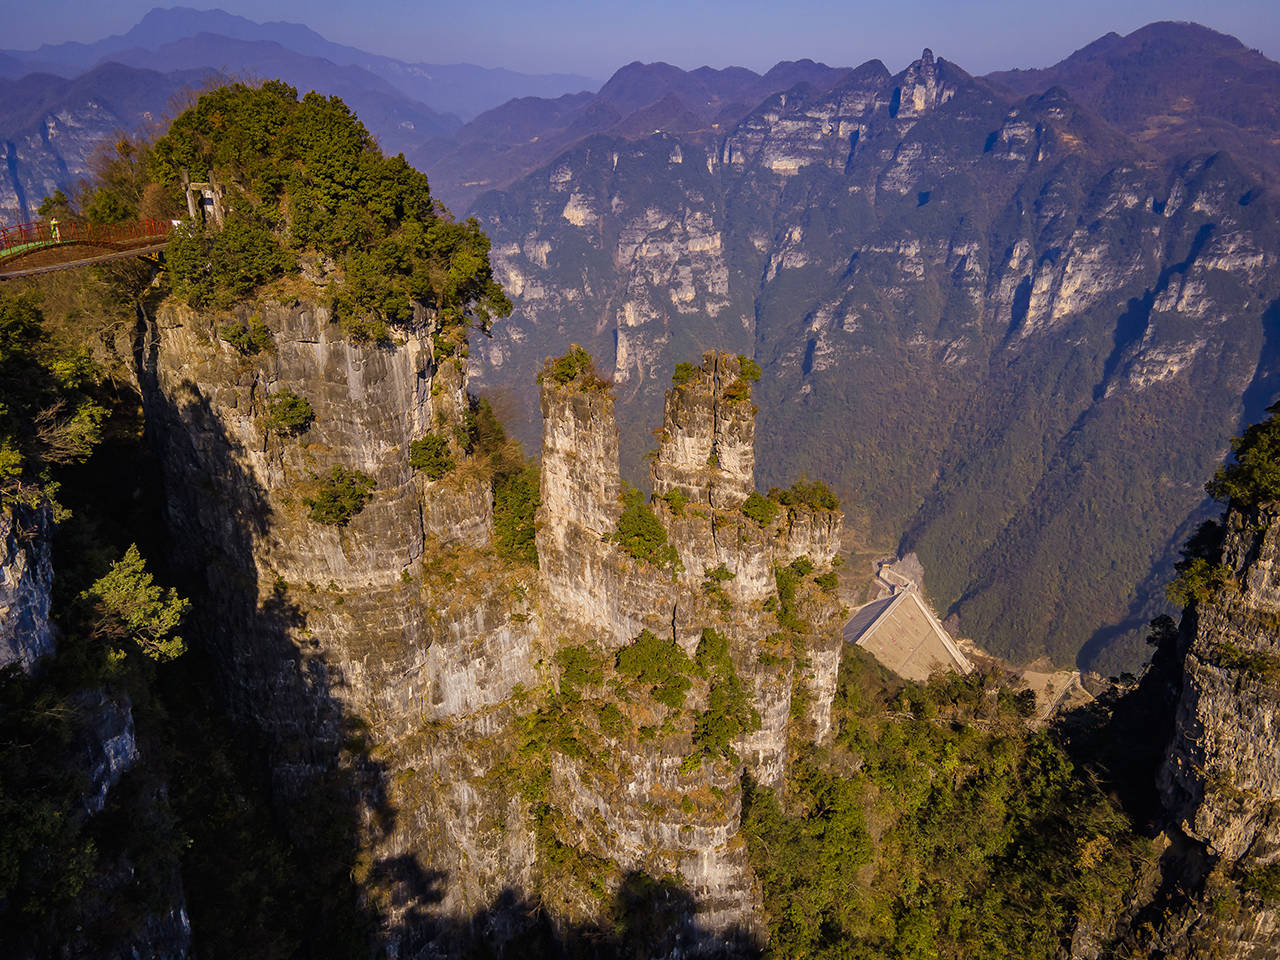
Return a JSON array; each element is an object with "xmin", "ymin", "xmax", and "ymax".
[{"xmin": 981, "ymin": 18, "xmax": 1280, "ymax": 186}]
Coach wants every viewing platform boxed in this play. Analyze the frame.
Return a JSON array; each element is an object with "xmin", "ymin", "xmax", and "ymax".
[{"xmin": 0, "ymin": 218, "xmax": 176, "ymax": 279}]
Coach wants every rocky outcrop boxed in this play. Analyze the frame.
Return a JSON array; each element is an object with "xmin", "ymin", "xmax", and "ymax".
[
  {"xmin": 1154, "ymin": 503, "xmax": 1280, "ymax": 957},
  {"xmin": 139, "ymin": 286, "xmax": 848, "ymax": 954},
  {"xmin": 536, "ymin": 366, "xmax": 676, "ymax": 647},
  {"xmin": 651, "ymin": 354, "xmax": 844, "ymax": 756},
  {"xmin": 652, "ymin": 352, "xmax": 755, "ymax": 511},
  {"xmin": 1162, "ymin": 505, "xmax": 1280, "ymax": 861},
  {"xmin": 890, "ymin": 48, "xmax": 954, "ymax": 119},
  {"xmin": 141, "ymin": 295, "xmax": 542, "ymax": 949},
  {"xmin": 0, "ymin": 504, "xmax": 54, "ymax": 671},
  {"xmin": 531, "ymin": 349, "xmax": 844, "ymax": 944}
]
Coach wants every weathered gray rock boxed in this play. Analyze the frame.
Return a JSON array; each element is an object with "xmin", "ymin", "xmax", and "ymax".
[
  {"xmin": 536, "ymin": 369, "xmax": 679, "ymax": 648},
  {"xmin": 75, "ymin": 690, "xmax": 141, "ymax": 815},
  {"xmin": 1157, "ymin": 503, "xmax": 1280, "ymax": 956},
  {"xmin": 141, "ymin": 294, "xmax": 542, "ymax": 943},
  {"xmin": 531, "ymin": 348, "xmax": 846, "ymax": 943},
  {"xmin": 1162, "ymin": 504, "xmax": 1280, "ymax": 861},
  {"xmin": 0, "ymin": 504, "xmax": 55, "ymax": 672},
  {"xmin": 652, "ymin": 351, "xmax": 755, "ymax": 511}
]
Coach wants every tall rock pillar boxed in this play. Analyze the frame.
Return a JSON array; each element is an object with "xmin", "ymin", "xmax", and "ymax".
[{"xmin": 536, "ymin": 348, "xmax": 675, "ymax": 647}]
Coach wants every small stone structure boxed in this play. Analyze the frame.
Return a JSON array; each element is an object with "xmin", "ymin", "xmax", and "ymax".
[{"xmin": 181, "ymin": 170, "xmax": 225, "ymax": 226}]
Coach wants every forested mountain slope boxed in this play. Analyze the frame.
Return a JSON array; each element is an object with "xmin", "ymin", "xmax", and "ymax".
[
  {"xmin": 986, "ymin": 21, "xmax": 1280, "ymax": 188},
  {"xmin": 463, "ymin": 29, "xmax": 1280, "ymax": 671}
]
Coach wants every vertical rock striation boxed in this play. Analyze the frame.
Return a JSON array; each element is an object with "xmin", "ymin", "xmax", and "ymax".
[
  {"xmin": 141, "ymin": 295, "xmax": 542, "ymax": 948},
  {"xmin": 532, "ymin": 348, "xmax": 845, "ymax": 946},
  {"xmin": 141, "ymin": 293, "xmax": 847, "ymax": 954},
  {"xmin": 652, "ymin": 352, "xmax": 755, "ymax": 512},
  {"xmin": 535, "ymin": 361, "xmax": 675, "ymax": 647},
  {"xmin": 1156, "ymin": 503, "xmax": 1280, "ymax": 956}
]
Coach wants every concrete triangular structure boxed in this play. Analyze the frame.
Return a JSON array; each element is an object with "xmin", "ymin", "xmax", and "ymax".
[{"xmin": 844, "ymin": 588, "xmax": 972, "ymax": 681}]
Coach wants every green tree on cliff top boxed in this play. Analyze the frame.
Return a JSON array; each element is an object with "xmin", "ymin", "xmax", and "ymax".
[
  {"xmin": 149, "ymin": 81, "xmax": 511, "ymax": 335},
  {"xmin": 1205, "ymin": 400, "xmax": 1280, "ymax": 508}
]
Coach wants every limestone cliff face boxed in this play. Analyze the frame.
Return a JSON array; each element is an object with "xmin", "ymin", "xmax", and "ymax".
[
  {"xmin": 532, "ymin": 350, "xmax": 843, "ymax": 942},
  {"xmin": 536, "ymin": 373, "xmax": 675, "ymax": 647},
  {"xmin": 1156, "ymin": 504, "xmax": 1280, "ymax": 956},
  {"xmin": 653, "ymin": 353, "xmax": 844, "ymax": 757},
  {"xmin": 143, "ymin": 298, "xmax": 538, "ymax": 733},
  {"xmin": 469, "ymin": 45, "xmax": 1280, "ymax": 672},
  {"xmin": 141, "ymin": 296, "xmax": 542, "ymax": 946},
  {"xmin": 651, "ymin": 353, "xmax": 755, "ymax": 512},
  {"xmin": 141, "ymin": 294, "xmax": 845, "ymax": 953},
  {"xmin": 1163, "ymin": 507, "xmax": 1280, "ymax": 860}
]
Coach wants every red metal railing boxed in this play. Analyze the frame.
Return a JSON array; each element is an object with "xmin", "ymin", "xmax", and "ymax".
[{"xmin": 0, "ymin": 218, "xmax": 175, "ymax": 259}]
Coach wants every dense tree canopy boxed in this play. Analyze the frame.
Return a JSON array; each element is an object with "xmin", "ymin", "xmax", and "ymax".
[
  {"xmin": 0, "ymin": 293, "xmax": 105, "ymax": 510},
  {"xmin": 147, "ymin": 81, "xmax": 511, "ymax": 336},
  {"xmin": 1205, "ymin": 401, "xmax": 1280, "ymax": 507},
  {"xmin": 743, "ymin": 653, "xmax": 1154, "ymax": 959}
]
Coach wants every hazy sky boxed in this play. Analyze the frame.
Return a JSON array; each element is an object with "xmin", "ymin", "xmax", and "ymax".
[{"xmin": 7, "ymin": 0, "xmax": 1280, "ymax": 82}]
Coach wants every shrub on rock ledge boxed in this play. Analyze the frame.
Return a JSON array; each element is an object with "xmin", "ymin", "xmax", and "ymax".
[
  {"xmin": 611, "ymin": 487, "xmax": 679, "ymax": 572},
  {"xmin": 409, "ymin": 433, "xmax": 454, "ymax": 479},
  {"xmin": 264, "ymin": 389, "xmax": 314, "ymax": 436},
  {"xmin": 616, "ymin": 630, "xmax": 693, "ymax": 709},
  {"xmin": 772, "ymin": 480, "xmax": 840, "ymax": 511},
  {"xmin": 304, "ymin": 466, "xmax": 376, "ymax": 525},
  {"xmin": 537, "ymin": 345, "xmax": 609, "ymax": 389},
  {"xmin": 742, "ymin": 490, "xmax": 779, "ymax": 526}
]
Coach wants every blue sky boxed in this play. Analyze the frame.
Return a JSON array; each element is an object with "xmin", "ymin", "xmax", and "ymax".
[{"xmin": 7, "ymin": 0, "xmax": 1280, "ymax": 81}]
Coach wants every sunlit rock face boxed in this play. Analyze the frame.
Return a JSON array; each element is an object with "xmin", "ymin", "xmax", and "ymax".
[
  {"xmin": 469, "ymin": 46, "xmax": 1280, "ymax": 673},
  {"xmin": 141, "ymin": 277, "xmax": 844, "ymax": 954},
  {"xmin": 1151, "ymin": 502, "xmax": 1280, "ymax": 957},
  {"xmin": 533, "ymin": 350, "xmax": 844, "ymax": 941},
  {"xmin": 1163, "ymin": 504, "xmax": 1280, "ymax": 864}
]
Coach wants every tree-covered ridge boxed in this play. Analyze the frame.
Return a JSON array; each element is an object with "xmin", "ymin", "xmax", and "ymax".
[
  {"xmin": 743, "ymin": 652, "xmax": 1154, "ymax": 959},
  {"xmin": 143, "ymin": 81, "xmax": 510, "ymax": 338}
]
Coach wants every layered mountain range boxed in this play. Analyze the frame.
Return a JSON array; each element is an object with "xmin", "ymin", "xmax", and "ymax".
[
  {"xmin": 0, "ymin": 7, "xmax": 589, "ymax": 220},
  {"xmin": 4, "ymin": 15, "xmax": 1280, "ymax": 671},
  {"xmin": 4, "ymin": 35, "xmax": 1280, "ymax": 956},
  {"xmin": 456, "ymin": 23, "xmax": 1280, "ymax": 672}
]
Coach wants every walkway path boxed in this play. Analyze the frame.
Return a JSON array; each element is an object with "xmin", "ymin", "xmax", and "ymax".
[{"xmin": 0, "ymin": 218, "xmax": 175, "ymax": 279}]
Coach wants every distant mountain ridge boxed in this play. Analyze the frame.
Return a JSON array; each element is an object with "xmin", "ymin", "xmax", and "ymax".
[
  {"xmin": 103, "ymin": 33, "xmax": 460, "ymax": 154},
  {"xmin": 0, "ymin": 6, "xmax": 592, "ymax": 219},
  {"xmin": 984, "ymin": 21, "xmax": 1280, "ymax": 186},
  {"xmin": 0, "ymin": 6, "xmax": 592, "ymax": 120},
  {"xmin": 0, "ymin": 61, "xmax": 220, "ymax": 219},
  {"xmin": 458, "ymin": 24, "xmax": 1280, "ymax": 672},
  {"xmin": 412, "ymin": 58, "xmax": 855, "ymax": 211}
]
